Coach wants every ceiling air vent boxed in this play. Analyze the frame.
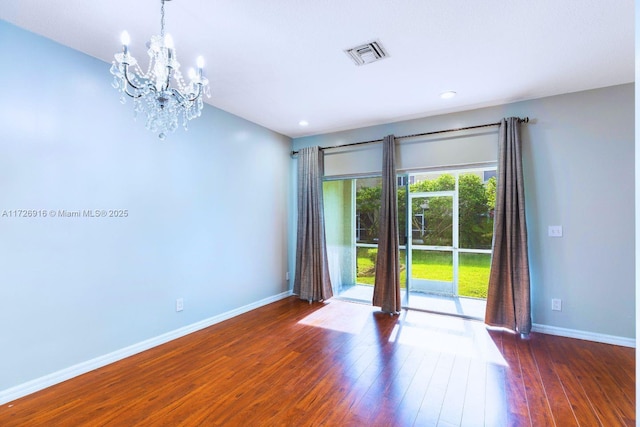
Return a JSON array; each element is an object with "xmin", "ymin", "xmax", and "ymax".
[{"xmin": 344, "ymin": 40, "xmax": 389, "ymax": 66}]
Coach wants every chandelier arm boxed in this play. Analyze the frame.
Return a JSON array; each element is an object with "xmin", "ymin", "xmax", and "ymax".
[
  {"xmin": 122, "ymin": 85, "xmax": 144, "ymax": 99},
  {"xmin": 123, "ymin": 66, "xmax": 157, "ymax": 99},
  {"xmin": 170, "ymin": 83, "xmax": 203, "ymax": 104},
  {"xmin": 163, "ymin": 66, "xmax": 173, "ymax": 92},
  {"xmin": 121, "ymin": 65, "xmax": 157, "ymax": 99},
  {"xmin": 122, "ymin": 65, "xmax": 144, "ymax": 92}
]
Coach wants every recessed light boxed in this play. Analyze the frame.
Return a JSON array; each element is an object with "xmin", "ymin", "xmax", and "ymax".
[
  {"xmin": 298, "ymin": 120, "xmax": 309, "ymax": 127},
  {"xmin": 440, "ymin": 91, "xmax": 457, "ymax": 99}
]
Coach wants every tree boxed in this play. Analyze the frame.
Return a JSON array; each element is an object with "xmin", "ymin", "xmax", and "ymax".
[
  {"xmin": 485, "ymin": 176, "xmax": 496, "ymax": 211},
  {"xmin": 458, "ymin": 174, "xmax": 492, "ymax": 248},
  {"xmin": 355, "ymin": 183, "xmax": 381, "ymax": 243},
  {"xmin": 409, "ymin": 174, "xmax": 455, "ymax": 245},
  {"xmin": 355, "ymin": 173, "xmax": 495, "ymax": 249}
]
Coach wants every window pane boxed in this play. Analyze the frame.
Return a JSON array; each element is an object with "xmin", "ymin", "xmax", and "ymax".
[
  {"xmin": 458, "ymin": 252, "xmax": 491, "ymax": 298},
  {"xmin": 399, "ymin": 248, "xmax": 407, "ymax": 289},
  {"xmin": 356, "ymin": 247, "xmax": 408, "ymax": 289},
  {"xmin": 397, "ymin": 177, "xmax": 408, "ymax": 247},
  {"xmin": 411, "ymin": 196, "xmax": 453, "ymax": 246},
  {"xmin": 410, "ymin": 172, "xmax": 455, "ymax": 192},
  {"xmin": 355, "ymin": 177, "xmax": 382, "ymax": 244},
  {"xmin": 356, "ymin": 246, "xmax": 376, "ymax": 285},
  {"xmin": 323, "ymin": 180, "xmax": 356, "ymax": 291},
  {"xmin": 459, "ymin": 171, "xmax": 495, "ymax": 250},
  {"xmin": 411, "ymin": 250, "xmax": 453, "ymax": 282}
]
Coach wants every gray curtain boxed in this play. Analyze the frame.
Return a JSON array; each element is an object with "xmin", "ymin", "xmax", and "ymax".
[
  {"xmin": 294, "ymin": 146, "xmax": 333, "ymax": 302},
  {"xmin": 485, "ymin": 118, "xmax": 531, "ymax": 334},
  {"xmin": 372, "ymin": 135, "xmax": 401, "ymax": 313}
]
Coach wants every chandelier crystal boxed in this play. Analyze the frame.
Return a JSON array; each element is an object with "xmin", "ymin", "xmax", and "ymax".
[{"xmin": 110, "ymin": 0, "xmax": 210, "ymax": 139}]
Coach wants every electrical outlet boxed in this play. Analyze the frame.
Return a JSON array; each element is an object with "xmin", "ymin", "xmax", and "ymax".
[
  {"xmin": 286, "ymin": 271, "xmax": 290, "ymax": 281},
  {"xmin": 551, "ymin": 298, "xmax": 562, "ymax": 311},
  {"xmin": 548, "ymin": 225, "xmax": 563, "ymax": 237},
  {"xmin": 176, "ymin": 298, "xmax": 184, "ymax": 312}
]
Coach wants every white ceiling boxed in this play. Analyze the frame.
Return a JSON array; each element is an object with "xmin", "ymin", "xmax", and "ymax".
[{"xmin": 0, "ymin": 0, "xmax": 634, "ymax": 138}]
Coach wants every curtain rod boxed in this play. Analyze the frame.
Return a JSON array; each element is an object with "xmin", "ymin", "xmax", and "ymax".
[{"xmin": 290, "ymin": 117, "xmax": 529, "ymax": 156}]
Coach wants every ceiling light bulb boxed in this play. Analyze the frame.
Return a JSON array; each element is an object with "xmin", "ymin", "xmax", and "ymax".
[
  {"xmin": 120, "ymin": 31, "xmax": 130, "ymax": 46},
  {"xmin": 164, "ymin": 33, "xmax": 174, "ymax": 49},
  {"xmin": 299, "ymin": 120, "xmax": 309, "ymax": 127},
  {"xmin": 197, "ymin": 56, "xmax": 205, "ymax": 69},
  {"xmin": 440, "ymin": 91, "xmax": 457, "ymax": 99}
]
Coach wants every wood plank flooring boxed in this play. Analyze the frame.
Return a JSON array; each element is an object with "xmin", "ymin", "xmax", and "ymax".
[{"xmin": 0, "ymin": 297, "xmax": 634, "ymax": 426}]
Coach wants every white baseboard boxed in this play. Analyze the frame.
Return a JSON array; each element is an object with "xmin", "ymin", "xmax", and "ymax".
[
  {"xmin": 0, "ymin": 291, "xmax": 293, "ymax": 406},
  {"xmin": 532, "ymin": 323, "xmax": 635, "ymax": 348}
]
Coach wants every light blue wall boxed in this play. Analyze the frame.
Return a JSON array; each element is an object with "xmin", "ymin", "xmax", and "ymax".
[
  {"xmin": 293, "ymin": 84, "xmax": 635, "ymax": 340},
  {"xmin": 0, "ymin": 20, "xmax": 291, "ymax": 392},
  {"xmin": 635, "ymin": 2, "xmax": 639, "ymax": 408}
]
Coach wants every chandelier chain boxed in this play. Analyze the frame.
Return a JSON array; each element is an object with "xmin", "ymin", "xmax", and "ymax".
[{"xmin": 160, "ymin": 0, "xmax": 165, "ymax": 37}]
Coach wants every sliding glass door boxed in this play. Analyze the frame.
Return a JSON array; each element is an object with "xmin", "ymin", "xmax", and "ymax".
[
  {"xmin": 323, "ymin": 167, "xmax": 495, "ymax": 317},
  {"xmin": 407, "ymin": 193, "xmax": 455, "ymax": 296},
  {"xmin": 401, "ymin": 170, "xmax": 494, "ymax": 316}
]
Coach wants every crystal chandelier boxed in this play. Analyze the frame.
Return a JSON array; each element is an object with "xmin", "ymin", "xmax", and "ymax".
[{"xmin": 110, "ymin": 0, "xmax": 210, "ymax": 139}]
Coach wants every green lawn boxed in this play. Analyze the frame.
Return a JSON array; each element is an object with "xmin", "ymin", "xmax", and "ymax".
[{"xmin": 356, "ymin": 248, "xmax": 490, "ymax": 299}]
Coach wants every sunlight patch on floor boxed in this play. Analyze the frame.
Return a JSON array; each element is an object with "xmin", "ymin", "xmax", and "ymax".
[
  {"xmin": 388, "ymin": 311, "xmax": 507, "ymax": 366},
  {"xmin": 297, "ymin": 300, "xmax": 375, "ymax": 334},
  {"xmin": 297, "ymin": 299, "xmax": 508, "ymax": 366},
  {"xmin": 338, "ymin": 284, "xmax": 487, "ymax": 319}
]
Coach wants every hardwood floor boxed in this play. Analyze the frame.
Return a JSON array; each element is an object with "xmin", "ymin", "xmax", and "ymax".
[{"xmin": 0, "ymin": 297, "xmax": 634, "ymax": 426}]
